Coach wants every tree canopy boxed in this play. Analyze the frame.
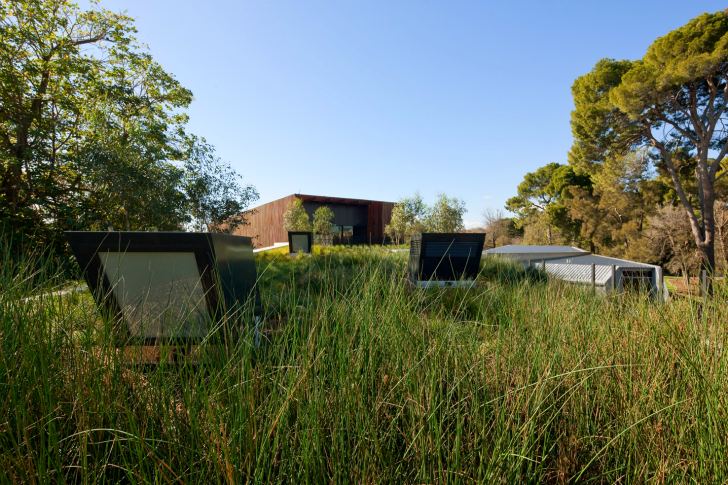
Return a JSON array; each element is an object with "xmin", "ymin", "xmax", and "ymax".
[
  {"xmin": 0, "ymin": 0, "xmax": 257, "ymax": 260},
  {"xmin": 570, "ymin": 11, "xmax": 728, "ymax": 273},
  {"xmin": 282, "ymin": 199, "xmax": 311, "ymax": 232},
  {"xmin": 425, "ymin": 194, "xmax": 466, "ymax": 233},
  {"xmin": 312, "ymin": 206, "xmax": 335, "ymax": 241},
  {"xmin": 385, "ymin": 193, "xmax": 468, "ymax": 243},
  {"xmin": 385, "ymin": 193, "xmax": 427, "ymax": 244},
  {"xmin": 506, "ymin": 163, "xmax": 590, "ymax": 245},
  {"xmin": 508, "ymin": 10, "xmax": 728, "ymax": 280}
]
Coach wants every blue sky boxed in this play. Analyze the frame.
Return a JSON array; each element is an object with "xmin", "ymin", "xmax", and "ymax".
[{"xmin": 99, "ymin": 1, "xmax": 725, "ymax": 227}]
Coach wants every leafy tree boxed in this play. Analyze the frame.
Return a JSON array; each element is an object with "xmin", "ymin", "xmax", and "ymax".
[
  {"xmin": 715, "ymin": 201, "xmax": 728, "ymax": 270},
  {"xmin": 568, "ymin": 59, "xmax": 637, "ymax": 174},
  {"xmin": 506, "ymin": 163, "xmax": 589, "ymax": 244},
  {"xmin": 425, "ymin": 193, "xmax": 466, "ymax": 233},
  {"xmin": 312, "ymin": 206, "xmax": 335, "ymax": 244},
  {"xmin": 0, "ymin": 1, "xmax": 189, "ymax": 239},
  {"xmin": 506, "ymin": 163, "xmax": 562, "ymax": 220},
  {"xmin": 183, "ymin": 137, "xmax": 259, "ymax": 232},
  {"xmin": 571, "ymin": 11, "xmax": 728, "ymax": 276},
  {"xmin": 0, "ymin": 0, "xmax": 258, "ymax": 259},
  {"xmin": 562, "ymin": 151, "xmax": 663, "ymax": 255},
  {"xmin": 385, "ymin": 193, "xmax": 427, "ymax": 244},
  {"xmin": 76, "ymin": 143, "xmax": 188, "ymax": 231},
  {"xmin": 283, "ymin": 199, "xmax": 311, "ymax": 232}
]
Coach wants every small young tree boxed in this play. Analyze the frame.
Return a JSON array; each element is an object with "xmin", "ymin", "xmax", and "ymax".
[
  {"xmin": 483, "ymin": 209, "xmax": 518, "ymax": 248},
  {"xmin": 425, "ymin": 194, "xmax": 466, "ymax": 233},
  {"xmin": 385, "ymin": 194, "xmax": 427, "ymax": 244},
  {"xmin": 283, "ymin": 199, "xmax": 311, "ymax": 232},
  {"xmin": 312, "ymin": 206, "xmax": 335, "ymax": 244}
]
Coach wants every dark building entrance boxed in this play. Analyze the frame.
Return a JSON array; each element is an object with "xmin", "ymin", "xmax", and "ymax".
[
  {"xmin": 303, "ymin": 201, "xmax": 369, "ymax": 245},
  {"xmin": 328, "ymin": 224, "xmax": 367, "ymax": 245}
]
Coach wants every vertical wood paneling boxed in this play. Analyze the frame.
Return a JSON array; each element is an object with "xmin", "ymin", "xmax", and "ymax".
[
  {"xmin": 233, "ymin": 194, "xmax": 297, "ymax": 247},
  {"xmin": 234, "ymin": 194, "xmax": 394, "ymax": 247}
]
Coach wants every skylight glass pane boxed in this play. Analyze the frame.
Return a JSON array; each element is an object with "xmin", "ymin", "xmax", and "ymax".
[
  {"xmin": 100, "ymin": 251, "xmax": 211, "ymax": 340},
  {"xmin": 291, "ymin": 234, "xmax": 309, "ymax": 252}
]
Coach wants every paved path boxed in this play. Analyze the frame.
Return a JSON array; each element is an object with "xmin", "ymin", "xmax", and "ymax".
[
  {"xmin": 19, "ymin": 284, "xmax": 87, "ymax": 302},
  {"xmin": 253, "ymin": 242, "xmax": 289, "ymax": 253}
]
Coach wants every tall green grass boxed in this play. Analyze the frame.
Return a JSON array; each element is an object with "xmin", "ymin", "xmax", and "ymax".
[{"xmin": 1, "ymin": 245, "xmax": 727, "ymax": 482}]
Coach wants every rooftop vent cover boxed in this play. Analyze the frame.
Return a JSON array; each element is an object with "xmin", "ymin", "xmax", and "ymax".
[
  {"xmin": 288, "ymin": 231, "xmax": 313, "ymax": 254},
  {"xmin": 65, "ymin": 231, "xmax": 261, "ymax": 345},
  {"xmin": 408, "ymin": 232, "xmax": 485, "ymax": 287}
]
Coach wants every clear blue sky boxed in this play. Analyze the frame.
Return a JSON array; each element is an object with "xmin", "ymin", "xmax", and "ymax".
[{"xmin": 99, "ymin": 0, "xmax": 725, "ymax": 227}]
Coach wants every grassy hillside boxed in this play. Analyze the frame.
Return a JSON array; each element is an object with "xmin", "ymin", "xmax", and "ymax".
[{"xmin": 1, "ymin": 246, "xmax": 727, "ymax": 482}]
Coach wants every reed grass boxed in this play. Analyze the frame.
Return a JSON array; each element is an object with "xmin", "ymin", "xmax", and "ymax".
[{"xmin": 1, "ymin": 245, "xmax": 727, "ymax": 482}]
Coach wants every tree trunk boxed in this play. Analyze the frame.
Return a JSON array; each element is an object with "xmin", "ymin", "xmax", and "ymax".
[
  {"xmin": 652, "ymin": 139, "xmax": 718, "ymax": 293},
  {"xmin": 698, "ymin": 163, "xmax": 716, "ymax": 294},
  {"xmin": 698, "ymin": 240, "xmax": 716, "ymax": 293},
  {"xmin": 0, "ymin": 164, "xmax": 21, "ymax": 211}
]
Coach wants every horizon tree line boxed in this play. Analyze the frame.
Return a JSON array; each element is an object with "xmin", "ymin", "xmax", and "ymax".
[{"xmin": 500, "ymin": 10, "xmax": 728, "ymax": 286}]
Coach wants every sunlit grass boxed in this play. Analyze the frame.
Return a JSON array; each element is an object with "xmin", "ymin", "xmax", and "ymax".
[{"xmin": 1, "ymin": 245, "xmax": 727, "ymax": 482}]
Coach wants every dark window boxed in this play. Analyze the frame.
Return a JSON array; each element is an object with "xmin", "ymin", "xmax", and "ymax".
[
  {"xmin": 353, "ymin": 225, "xmax": 367, "ymax": 244},
  {"xmin": 331, "ymin": 224, "xmax": 366, "ymax": 245},
  {"xmin": 342, "ymin": 226, "xmax": 353, "ymax": 244}
]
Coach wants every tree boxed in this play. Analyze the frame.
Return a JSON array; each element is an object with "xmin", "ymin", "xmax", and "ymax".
[
  {"xmin": 644, "ymin": 206, "xmax": 702, "ymax": 282},
  {"xmin": 0, "ymin": 1, "xmax": 189, "ymax": 238},
  {"xmin": 506, "ymin": 163, "xmax": 589, "ymax": 244},
  {"xmin": 76, "ymin": 142, "xmax": 188, "ymax": 231},
  {"xmin": 312, "ymin": 206, "xmax": 335, "ymax": 244},
  {"xmin": 0, "ymin": 0, "xmax": 258, "ymax": 260},
  {"xmin": 183, "ymin": 137, "xmax": 259, "ymax": 232},
  {"xmin": 506, "ymin": 163, "xmax": 561, "ymax": 221},
  {"xmin": 482, "ymin": 208, "xmax": 519, "ymax": 248},
  {"xmin": 425, "ymin": 193, "xmax": 466, "ymax": 233},
  {"xmin": 283, "ymin": 199, "xmax": 311, "ymax": 232},
  {"xmin": 385, "ymin": 194, "xmax": 427, "ymax": 244},
  {"xmin": 562, "ymin": 150, "xmax": 664, "ymax": 256},
  {"xmin": 714, "ymin": 201, "xmax": 728, "ymax": 270},
  {"xmin": 571, "ymin": 11, "xmax": 728, "ymax": 277}
]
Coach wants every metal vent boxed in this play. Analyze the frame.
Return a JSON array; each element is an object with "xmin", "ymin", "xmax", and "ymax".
[{"xmin": 408, "ymin": 233, "xmax": 485, "ymax": 283}]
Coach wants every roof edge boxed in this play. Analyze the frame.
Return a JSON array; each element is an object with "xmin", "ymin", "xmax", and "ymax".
[{"xmin": 246, "ymin": 193, "xmax": 395, "ymax": 211}]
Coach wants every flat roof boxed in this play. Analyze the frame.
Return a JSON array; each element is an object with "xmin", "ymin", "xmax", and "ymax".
[
  {"xmin": 295, "ymin": 193, "xmax": 395, "ymax": 205},
  {"xmin": 546, "ymin": 254, "xmax": 658, "ymax": 268},
  {"xmin": 248, "ymin": 193, "xmax": 394, "ymax": 211},
  {"xmin": 485, "ymin": 244, "xmax": 589, "ymax": 254}
]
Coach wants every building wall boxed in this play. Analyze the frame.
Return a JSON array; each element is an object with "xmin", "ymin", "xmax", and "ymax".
[
  {"xmin": 232, "ymin": 194, "xmax": 394, "ymax": 247},
  {"xmin": 368, "ymin": 201, "xmax": 392, "ymax": 245},
  {"xmin": 232, "ymin": 194, "xmax": 297, "ymax": 248}
]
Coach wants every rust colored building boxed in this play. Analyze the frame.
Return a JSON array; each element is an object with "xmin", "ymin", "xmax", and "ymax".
[{"xmin": 233, "ymin": 194, "xmax": 394, "ymax": 248}]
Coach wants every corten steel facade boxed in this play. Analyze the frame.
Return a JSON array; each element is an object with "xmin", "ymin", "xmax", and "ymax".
[{"xmin": 234, "ymin": 194, "xmax": 394, "ymax": 248}]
